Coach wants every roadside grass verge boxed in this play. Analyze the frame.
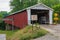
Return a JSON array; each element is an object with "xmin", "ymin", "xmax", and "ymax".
[
  {"xmin": 0, "ymin": 30, "xmax": 18, "ymax": 40},
  {"xmin": 0, "ymin": 25, "xmax": 48, "ymax": 40},
  {"xmin": 10, "ymin": 25, "xmax": 48, "ymax": 40}
]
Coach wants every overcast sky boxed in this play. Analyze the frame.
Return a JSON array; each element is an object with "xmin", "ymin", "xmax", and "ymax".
[{"xmin": 0, "ymin": 0, "xmax": 10, "ymax": 12}]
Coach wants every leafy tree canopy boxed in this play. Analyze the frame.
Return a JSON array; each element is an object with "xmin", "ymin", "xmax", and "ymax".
[
  {"xmin": 40, "ymin": 0, "xmax": 60, "ymax": 7},
  {"xmin": 0, "ymin": 11, "xmax": 9, "ymax": 18},
  {"xmin": 10, "ymin": 0, "xmax": 37, "ymax": 13},
  {"xmin": 52, "ymin": 4, "xmax": 60, "ymax": 13},
  {"xmin": 10, "ymin": 0, "xmax": 60, "ymax": 13}
]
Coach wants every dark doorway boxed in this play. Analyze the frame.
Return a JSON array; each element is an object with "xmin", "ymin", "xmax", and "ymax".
[{"xmin": 31, "ymin": 9, "xmax": 49, "ymax": 24}]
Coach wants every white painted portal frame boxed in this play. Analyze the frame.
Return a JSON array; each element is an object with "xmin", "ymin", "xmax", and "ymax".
[{"xmin": 27, "ymin": 3, "xmax": 53, "ymax": 25}]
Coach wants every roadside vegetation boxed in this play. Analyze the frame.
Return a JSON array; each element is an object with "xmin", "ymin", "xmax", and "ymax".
[
  {"xmin": 0, "ymin": 30, "xmax": 18, "ymax": 40},
  {"xmin": 5, "ymin": 25, "xmax": 48, "ymax": 40},
  {"xmin": 0, "ymin": 23, "xmax": 48, "ymax": 40}
]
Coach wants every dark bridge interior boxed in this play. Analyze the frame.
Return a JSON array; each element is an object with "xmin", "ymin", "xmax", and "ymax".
[{"xmin": 31, "ymin": 9, "xmax": 49, "ymax": 24}]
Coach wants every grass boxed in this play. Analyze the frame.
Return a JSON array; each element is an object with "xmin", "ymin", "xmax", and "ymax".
[
  {"xmin": 0, "ymin": 30, "xmax": 18, "ymax": 40},
  {"xmin": 0, "ymin": 25, "xmax": 48, "ymax": 40},
  {"xmin": 6, "ymin": 30, "xmax": 18, "ymax": 40},
  {"xmin": 19, "ymin": 26, "xmax": 48, "ymax": 40},
  {"xmin": 10, "ymin": 25, "xmax": 48, "ymax": 40},
  {"xmin": 0, "ymin": 30, "xmax": 6, "ymax": 34}
]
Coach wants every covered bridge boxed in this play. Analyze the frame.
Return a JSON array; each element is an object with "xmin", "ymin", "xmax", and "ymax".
[{"xmin": 4, "ymin": 3, "xmax": 53, "ymax": 29}]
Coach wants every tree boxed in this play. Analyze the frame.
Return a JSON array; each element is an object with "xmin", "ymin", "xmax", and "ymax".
[
  {"xmin": 10, "ymin": 0, "xmax": 60, "ymax": 13},
  {"xmin": 40, "ymin": 0, "xmax": 60, "ymax": 7},
  {"xmin": 0, "ymin": 11, "xmax": 9, "ymax": 22},
  {"xmin": 0, "ymin": 11, "xmax": 9, "ymax": 30},
  {"xmin": 52, "ymin": 4, "xmax": 60, "ymax": 13},
  {"xmin": 0, "ymin": 11, "xmax": 9, "ymax": 18},
  {"xmin": 10, "ymin": 0, "xmax": 37, "ymax": 13},
  {"xmin": 52, "ymin": 4, "xmax": 60, "ymax": 23}
]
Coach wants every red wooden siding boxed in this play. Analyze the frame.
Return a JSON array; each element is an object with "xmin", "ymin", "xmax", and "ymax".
[{"xmin": 4, "ymin": 10, "xmax": 28, "ymax": 29}]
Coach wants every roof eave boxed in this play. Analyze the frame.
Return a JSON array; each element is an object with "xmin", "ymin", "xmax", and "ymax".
[{"xmin": 5, "ymin": 3, "xmax": 54, "ymax": 17}]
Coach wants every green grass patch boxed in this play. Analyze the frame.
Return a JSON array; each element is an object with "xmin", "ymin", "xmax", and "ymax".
[
  {"xmin": 0, "ymin": 30, "xmax": 6, "ymax": 34},
  {"xmin": 0, "ymin": 30, "xmax": 18, "ymax": 40},
  {"xmin": 19, "ymin": 26, "xmax": 48, "ymax": 40},
  {"xmin": 0, "ymin": 25, "xmax": 48, "ymax": 40}
]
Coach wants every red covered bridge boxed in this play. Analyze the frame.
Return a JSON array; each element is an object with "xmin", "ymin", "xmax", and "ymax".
[
  {"xmin": 4, "ymin": 10, "xmax": 28, "ymax": 29},
  {"xmin": 4, "ymin": 3, "xmax": 53, "ymax": 29}
]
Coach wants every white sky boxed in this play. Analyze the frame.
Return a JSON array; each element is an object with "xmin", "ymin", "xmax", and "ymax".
[{"xmin": 0, "ymin": 0, "xmax": 10, "ymax": 12}]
